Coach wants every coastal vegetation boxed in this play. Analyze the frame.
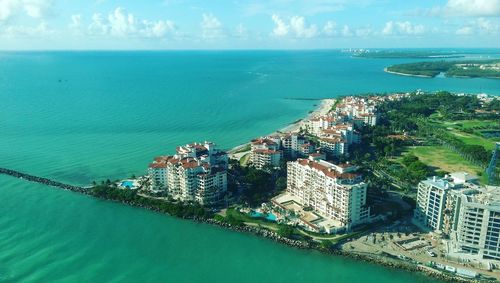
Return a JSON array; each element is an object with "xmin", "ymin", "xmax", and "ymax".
[
  {"xmin": 356, "ymin": 91, "xmax": 499, "ymax": 188},
  {"xmin": 385, "ymin": 59, "xmax": 500, "ymax": 78},
  {"xmin": 91, "ymin": 181, "xmax": 213, "ymax": 219}
]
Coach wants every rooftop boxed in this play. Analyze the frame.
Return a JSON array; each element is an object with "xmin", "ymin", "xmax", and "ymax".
[{"xmin": 296, "ymin": 158, "xmax": 360, "ymax": 180}]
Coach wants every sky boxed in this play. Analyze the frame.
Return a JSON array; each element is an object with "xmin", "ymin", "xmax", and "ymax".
[{"xmin": 0, "ymin": 0, "xmax": 499, "ymax": 50}]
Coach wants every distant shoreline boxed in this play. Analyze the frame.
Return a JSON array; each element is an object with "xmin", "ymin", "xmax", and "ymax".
[{"xmin": 383, "ymin": 68, "xmax": 433, "ymax": 78}]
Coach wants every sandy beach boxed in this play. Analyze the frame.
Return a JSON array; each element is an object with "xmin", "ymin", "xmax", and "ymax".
[
  {"xmin": 228, "ymin": 98, "xmax": 335, "ymax": 157},
  {"xmin": 383, "ymin": 68, "xmax": 433, "ymax": 78}
]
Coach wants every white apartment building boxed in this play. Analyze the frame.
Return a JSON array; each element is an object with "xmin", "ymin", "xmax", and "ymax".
[
  {"xmin": 414, "ymin": 172, "xmax": 479, "ymax": 231},
  {"xmin": 414, "ymin": 173, "xmax": 500, "ymax": 262},
  {"xmin": 250, "ymin": 134, "xmax": 315, "ymax": 169},
  {"xmin": 446, "ymin": 186, "xmax": 500, "ymax": 261},
  {"xmin": 307, "ymin": 116, "xmax": 339, "ymax": 135},
  {"xmin": 318, "ymin": 137, "xmax": 348, "ymax": 157},
  {"xmin": 334, "ymin": 96, "xmax": 379, "ymax": 126},
  {"xmin": 251, "ymin": 149, "xmax": 282, "ymax": 169},
  {"xmin": 287, "ymin": 157, "xmax": 370, "ymax": 230},
  {"xmin": 250, "ymin": 138, "xmax": 282, "ymax": 169},
  {"xmin": 280, "ymin": 133, "xmax": 315, "ymax": 158},
  {"xmin": 148, "ymin": 142, "xmax": 228, "ymax": 206},
  {"xmin": 414, "ymin": 176, "xmax": 455, "ymax": 231}
]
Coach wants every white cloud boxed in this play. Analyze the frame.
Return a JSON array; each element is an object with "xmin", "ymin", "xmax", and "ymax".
[
  {"xmin": 323, "ymin": 21, "xmax": 337, "ymax": 36},
  {"xmin": 88, "ymin": 13, "xmax": 109, "ymax": 35},
  {"xmin": 290, "ymin": 16, "xmax": 318, "ymax": 38},
  {"xmin": 456, "ymin": 17, "xmax": 500, "ymax": 35},
  {"xmin": 271, "ymin": 14, "xmax": 288, "ymax": 37},
  {"xmin": 141, "ymin": 20, "xmax": 175, "ymax": 38},
  {"xmin": 23, "ymin": 0, "xmax": 52, "ymax": 18},
  {"xmin": 200, "ymin": 13, "xmax": 223, "ymax": 39},
  {"xmin": 341, "ymin": 25, "xmax": 352, "ymax": 36},
  {"xmin": 243, "ymin": 0, "xmax": 352, "ymax": 17},
  {"xmin": 86, "ymin": 7, "xmax": 175, "ymax": 38},
  {"xmin": 382, "ymin": 21, "xmax": 394, "ymax": 35},
  {"xmin": 68, "ymin": 14, "xmax": 83, "ymax": 36},
  {"xmin": 108, "ymin": 7, "xmax": 136, "ymax": 37},
  {"xmin": 1, "ymin": 21, "xmax": 54, "ymax": 37},
  {"xmin": 355, "ymin": 27, "xmax": 372, "ymax": 37},
  {"xmin": 70, "ymin": 14, "xmax": 81, "ymax": 29},
  {"xmin": 0, "ymin": 0, "xmax": 52, "ymax": 21},
  {"xmin": 271, "ymin": 15, "xmax": 318, "ymax": 38},
  {"xmin": 456, "ymin": 26, "xmax": 473, "ymax": 35},
  {"xmin": 235, "ymin": 23, "xmax": 248, "ymax": 39},
  {"xmin": 476, "ymin": 17, "xmax": 498, "ymax": 33},
  {"xmin": 434, "ymin": 0, "xmax": 500, "ymax": 17},
  {"xmin": 382, "ymin": 21, "xmax": 425, "ymax": 35}
]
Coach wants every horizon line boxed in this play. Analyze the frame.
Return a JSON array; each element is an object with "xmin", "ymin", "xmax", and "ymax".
[{"xmin": 1, "ymin": 47, "xmax": 500, "ymax": 52}]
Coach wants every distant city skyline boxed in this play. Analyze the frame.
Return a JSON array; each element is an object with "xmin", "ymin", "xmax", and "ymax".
[{"xmin": 0, "ymin": 0, "xmax": 499, "ymax": 50}]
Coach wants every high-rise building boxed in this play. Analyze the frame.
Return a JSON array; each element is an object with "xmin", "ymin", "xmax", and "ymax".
[
  {"xmin": 414, "ymin": 173, "xmax": 500, "ymax": 261},
  {"xmin": 286, "ymin": 157, "xmax": 370, "ymax": 230},
  {"xmin": 148, "ymin": 142, "xmax": 227, "ymax": 206}
]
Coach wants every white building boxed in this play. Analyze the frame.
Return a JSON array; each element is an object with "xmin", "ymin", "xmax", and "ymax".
[
  {"xmin": 250, "ymin": 138, "xmax": 282, "ymax": 169},
  {"xmin": 252, "ymin": 149, "xmax": 282, "ymax": 169},
  {"xmin": 333, "ymin": 96, "xmax": 379, "ymax": 126},
  {"xmin": 318, "ymin": 137, "xmax": 348, "ymax": 157},
  {"xmin": 148, "ymin": 142, "xmax": 228, "ymax": 206},
  {"xmin": 414, "ymin": 173, "xmax": 500, "ymax": 262},
  {"xmin": 451, "ymin": 188, "xmax": 500, "ymax": 261},
  {"xmin": 307, "ymin": 116, "xmax": 339, "ymax": 135},
  {"xmin": 250, "ymin": 134, "xmax": 315, "ymax": 169},
  {"xmin": 280, "ymin": 133, "xmax": 315, "ymax": 158},
  {"xmin": 287, "ymin": 157, "xmax": 370, "ymax": 231}
]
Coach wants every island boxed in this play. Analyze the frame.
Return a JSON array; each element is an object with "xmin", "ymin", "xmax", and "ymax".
[
  {"xmin": 1, "ymin": 91, "xmax": 499, "ymax": 283},
  {"xmin": 351, "ymin": 50, "xmax": 466, "ymax": 59},
  {"xmin": 385, "ymin": 59, "xmax": 500, "ymax": 79}
]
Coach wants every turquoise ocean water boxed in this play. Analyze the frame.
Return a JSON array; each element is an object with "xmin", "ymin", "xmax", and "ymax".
[{"xmin": 0, "ymin": 50, "xmax": 499, "ymax": 282}]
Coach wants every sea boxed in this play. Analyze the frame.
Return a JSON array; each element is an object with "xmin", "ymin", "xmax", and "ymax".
[{"xmin": 0, "ymin": 50, "xmax": 499, "ymax": 282}]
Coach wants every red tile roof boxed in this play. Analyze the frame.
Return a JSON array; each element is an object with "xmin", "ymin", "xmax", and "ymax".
[{"xmin": 297, "ymin": 159, "xmax": 359, "ymax": 180}]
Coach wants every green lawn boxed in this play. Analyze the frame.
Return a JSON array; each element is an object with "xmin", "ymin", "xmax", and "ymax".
[
  {"xmin": 450, "ymin": 131, "xmax": 499, "ymax": 151},
  {"xmin": 445, "ymin": 119, "xmax": 500, "ymax": 130},
  {"xmin": 435, "ymin": 119, "xmax": 499, "ymax": 151},
  {"xmin": 239, "ymin": 153, "xmax": 250, "ymax": 166},
  {"xmin": 398, "ymin": 146, "xmax": 487, "ymax": 184}
]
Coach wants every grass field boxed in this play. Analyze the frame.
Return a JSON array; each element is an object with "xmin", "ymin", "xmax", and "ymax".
[
  {"xmin": 445, "ymin": 119, "xmax": 500, "ymax": 130},
  {"xmin": 450, "ymin": 131, "xmax": 499, "ymax": 151},
  {"xmin": 239, "ymin": 153, "xmax": 250, "ymax": 166},
  {"xmin": 434, "ymin": 119, "xmax": 500, "ymax": 151},
  {"xmin": 398, "ymin": 145, "xmax": 487, "ymax": 184}
]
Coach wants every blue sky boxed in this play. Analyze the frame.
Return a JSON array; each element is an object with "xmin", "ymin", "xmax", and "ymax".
[{"xmin": 0, "ymin": 0, "xmax": 499, "ymax": 49}]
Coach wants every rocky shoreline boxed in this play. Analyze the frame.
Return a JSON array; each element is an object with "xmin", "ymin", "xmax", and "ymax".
[
  {"xmin": 95, "ymin": 196, "xmax": 479, "ymax": 283},
  {"xmin": 0, "ymin": 167, "xmax": 481, "ymax": 282}
]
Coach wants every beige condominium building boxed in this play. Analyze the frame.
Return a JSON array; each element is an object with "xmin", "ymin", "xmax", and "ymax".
[
  {"xmin": 287, "ymin": 157, "xmax": 370, "ymax": 231},
  {"xmin": 148, "ymin": 141, "xmax": 227, "ymax": 206}
]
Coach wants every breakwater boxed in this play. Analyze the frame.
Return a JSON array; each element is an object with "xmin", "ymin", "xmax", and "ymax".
[{"xmin": 0, "ymin": 168, "xmax": 89, "ymax": 194}]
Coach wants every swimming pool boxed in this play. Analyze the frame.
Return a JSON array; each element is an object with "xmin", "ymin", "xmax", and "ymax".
[
  {"xmin": 249, "ymin": 211, "xmax": 277, "ymax": 221},
  {"xmin": 120, "ymin": 181, "xmax": 135, "ymax": 189}
]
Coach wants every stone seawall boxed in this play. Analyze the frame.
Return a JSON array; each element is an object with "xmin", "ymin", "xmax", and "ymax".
[{"xmin": 0, "ymin": 167, "xmax": 89, "ymax": 194}]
